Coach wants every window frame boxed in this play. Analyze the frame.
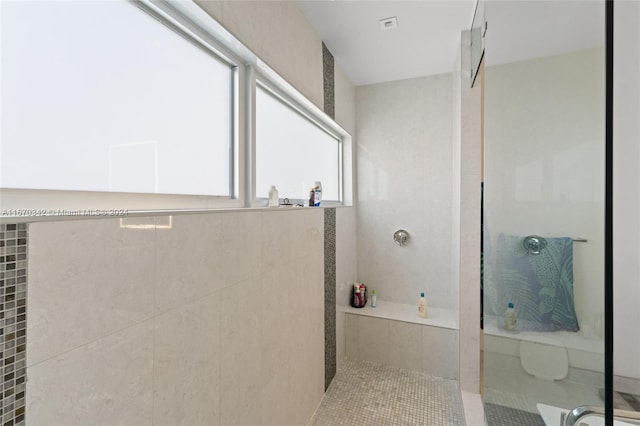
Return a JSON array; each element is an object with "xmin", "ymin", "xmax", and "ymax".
[
  {"xmin": 254, "ymin": 79, "xmax": 344, "ymax": 205},
  {"xmin": 0, "ymin": 0, "xmax": 352, "ymax": 219}
]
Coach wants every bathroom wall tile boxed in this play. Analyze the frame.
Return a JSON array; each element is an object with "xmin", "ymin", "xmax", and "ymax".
[
  {"xmin": 459, "ymin": 49, "xmax": 482, "ymax": 392},
  {"xmin": 220, "ymin": 278, "xmax": 262, "ymax": 426},
  {"xmin": 261, "ymin": 363, "xmax": 291, "ymax": 426},
  {"xmin": 217, "ymin": 211, "xmax": 263, "ymax": 287},
  {"xmin": 290, "ymin": 209, "xmax": 323, "ymax": 261},
  {"xmin": 262, "ymin": 210, "xmax": 292, "ymax": 271},
  {"xmin": 458, "ymin": 297, "xmax": 480, "ymax": 383},
  {"xmin": 28, "ymin": 218, "xmax": 155, "ymax": 366},
  {"xmin": 356, "ymin": 75, "xmax": 455, "ymax": 309},
  {"xmin": 153, "ymin": 293, "xmax": 221, "ymax": 426},
  {"xmin": 26, "ymin": 320, "xmax": 153, "ymax": 426},
  {"xmin": 422, "ymin": 327, "xmax": 459, "ymax": 380},
  {"xmin": 155, "ymin": 213, "xmax": 223, "ymax": 313},
  {"xmin": 26, "ymin": 207, "xmax": 326, "ymax": 426},
  {"xmin": 285, "ymin": 256, "xmax": 310, "ymax": 335},
  {"xmin": 289, "ymin": 340, "xmax": 325, "ymax": 426},
  {"xmin": 389, "ymin": 321, "xmax": 423, "ymax": 371},
  {"xmin": 260, "ymin": 268, "xmax": 292, "ymax": 386},
  {"xmin": 283, "ymin": 2, "xmax": 324, "ymax": 110},
  {"xmin": 461, "ymin": 390, "xmax": 486, "ymax": 426},
  {"xmin": 335, "ymin": 205, "xmax": 356, "ymax": 378},
  {"xmin": 196, "ymin": 0, "xmax": 326, "ymax": 119},
  {"xmin": 357, "ymin": 316, "xmax": 389, "ymax": 365},
  {"xmin": 345, "ymin": 313, "xmax": 359, "ymax": 360},
  {"xmin": 336, "ymin": 309, "xmax": 346, "ymax": 370},
  {"xmin": 219, "ymin": 1, "xmax": 265, "ymax": 58},
  {"xmin": 334, "ymin": 64, "xmax": 356, "ymax": 135},
  {"xmin": 310, "ymin": 252, "xmax": 326, "ymax": 342}
]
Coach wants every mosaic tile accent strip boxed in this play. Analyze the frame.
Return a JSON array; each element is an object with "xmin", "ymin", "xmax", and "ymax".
[
  {"xmin": 322, "ymin": 42, "xmax": 335, "ymax": 119},
  {"xmin": 311, "ymin": 359, "xmax": 465, "ymax": 426},
  {"xmin": 324, "ymin": 208, "xmax": 336, "ymax": 391},
  {"xmin": 0, "ymin": 223, "xmax": 28, "ymax": 426}
]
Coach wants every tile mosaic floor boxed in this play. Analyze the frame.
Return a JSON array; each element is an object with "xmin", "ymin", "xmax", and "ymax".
[
  {"xmin": 484, "ymin": 403, "xmax": 544, "ymax": 426},
  {"xmin": 310, "ymin": 359, "xmax": 465, "ymax": 426}
]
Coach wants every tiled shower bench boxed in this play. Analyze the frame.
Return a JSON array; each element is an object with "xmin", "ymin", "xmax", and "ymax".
[{"xmin": 344, "ymin": 301, "xmax": 459, "ymax": 379}]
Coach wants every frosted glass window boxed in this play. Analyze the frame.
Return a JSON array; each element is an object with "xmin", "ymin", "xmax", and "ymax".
[
  {"xmin": 256, "ymin": 86, "xmax": 341, "ymax": 201},
  {"xmin": 1, "ymin": 1, "xmax": 233, "ymax": 196}
]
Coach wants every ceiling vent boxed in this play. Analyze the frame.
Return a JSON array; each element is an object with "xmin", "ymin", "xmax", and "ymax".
[{"xmin": 379, "ymin": 16, "xmax": 398, "ymax": 31}]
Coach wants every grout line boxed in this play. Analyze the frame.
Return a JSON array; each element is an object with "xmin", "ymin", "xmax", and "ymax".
[{"xmin": 151, "ymin": 217, "xmax": 157, "ymax": 426}]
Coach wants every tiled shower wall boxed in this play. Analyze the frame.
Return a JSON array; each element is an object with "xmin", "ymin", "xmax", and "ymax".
[
  {"xmin": 26, "ymin": 209, "xmax": 325, "ymax": 425},
  {"xmin": 0, "ymin": 224, "xmax": 27, "ymax": 426}
]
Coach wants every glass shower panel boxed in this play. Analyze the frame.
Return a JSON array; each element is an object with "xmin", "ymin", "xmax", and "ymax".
[
  {"xmin": 482, "ymin": 1, "xmax": 606, "ymax": 424},
  {"xmin": 470, "ymin": 0, "xmax": 485, "ymax": 88}
]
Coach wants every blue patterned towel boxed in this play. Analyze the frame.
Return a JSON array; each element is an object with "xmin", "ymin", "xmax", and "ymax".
[{"xmin": 486, "ymin": 234, "xmax": 580, "ymax": 332}]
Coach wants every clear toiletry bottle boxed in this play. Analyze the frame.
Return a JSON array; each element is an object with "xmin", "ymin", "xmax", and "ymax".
[
  {"xmin": 418, "ymin": 292, "xmax": 427, "ymax": 318},
  {"xmin": 313, "ymin": 181, "xmax": 322, "ymax": 206},
  {"xmin": 503, "ymin": 302, "xmax": 517, "ymax": 331},
  {"xmin": 370, "ymin": 289, "xmax": 377, "ymax": 308},
  {"xmin": 268, "ymin": 185, "xmax": 279, "ymax": 207}
]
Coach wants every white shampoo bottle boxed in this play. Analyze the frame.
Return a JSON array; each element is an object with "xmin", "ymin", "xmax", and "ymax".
[{"xmin": 418, "ymin": 292, "xmax": 427, "ymax": 318}]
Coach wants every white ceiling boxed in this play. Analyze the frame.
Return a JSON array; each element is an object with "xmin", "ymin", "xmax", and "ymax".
[
  {"xmin": 298, "ymin": 0, "xmax": 605, "ymax": 87},
  {"xmin": 484, "ymin": 1, "xmax": 604, "ymax": 67},
  {"xmin": 298, "ymin": 0, "xmax": 476, "ymax": 86}
]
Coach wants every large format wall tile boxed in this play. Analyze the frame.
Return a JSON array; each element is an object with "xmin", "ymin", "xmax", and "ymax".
[
  {"xmin": 345, "ymin": 313, "xmax": 459, "ymax": 380},
  {"xmin": 289, "ymin": 341, "xmax": 324, "ymax": 426},
  {"xmin": 261, "ymin": 267, "xmax": 293, "ymax": 386},
  {"xmin": 355, "ymin": 74, "xmax": 455, "ymax": 310},
  {"xmin": 260, "ymin": 362, "xmax": 291, "ymax": 426},
  {"xmin": 422, "ymin": 326, "xmax": 459, "ymax": 380},
  {"xmin": 357, "ymin": 316, "xmax": 389, "ymax": 365},
  {"xmin": 345, "ymin": 313, "xmax": 359, "ymax": 360},
  {"xmin": 218, "ymin": 212, "xmax": 263, "ymax": 286},
  {"xmin": 155, "ymin": 214, "xmax": 223, "ymax": 313},
  {"xmin": 389, "ymin": 321, "xmax": 423, "ymax": 371},
  {"xmin": 26, "ymin": 208, "xmax": 326, "ymax": 426},
  {"xmin": 28, "ymin": 218, "xmax": 155, "ymax": 366},
  {"xmin": 262, "ymin": 210, "xmax": 293, "ymax": 271},
  {"xmin": 153, "ymin": 294, "xmax": 221, "ymax": 425},
  {"xmin": 26, "ymin": 320, "xmax": 154, "ymax": 426},
  {"xmin": 220, "ymin": 278, "xmax": 263, "ymax": 426}
]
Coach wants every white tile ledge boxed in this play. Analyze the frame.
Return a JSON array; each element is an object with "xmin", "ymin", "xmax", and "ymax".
[
  {"xmin": 483, "ymin": 316, "xmax": 604, "ymax": 354},
  {"xmin": 344, "ymin": 300, "xmax": 458, "ymax": 330}
]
